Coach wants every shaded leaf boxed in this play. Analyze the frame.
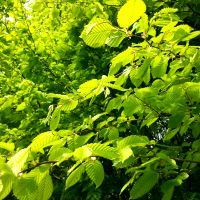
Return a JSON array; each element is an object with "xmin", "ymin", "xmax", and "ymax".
[
  {"xmin": 66, "ymin": 164, "xmax": 85, "ymax": 189},
  {"xmin": 50, "ymin": 106, "xmax": 61, "ymax": 131},
  {"xmin": 130, "ymin": 170, "xmax": 159, "ymax": 199},
  {"xmin": 86, "ymin": 160, "xmax": 104, "ymax": 188}
]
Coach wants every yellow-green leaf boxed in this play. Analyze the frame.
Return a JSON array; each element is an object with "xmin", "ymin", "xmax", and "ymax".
[
  {"xmin": 81, "ymin": 19, "xmax": 114, "ymax": 48},
  {"xmin": 0, "ymin": 142, "xmax": 15, "ymax": 152},
  {"xmin": 117, "ymin": 0, "xmax": 146, "ymax": 28}
]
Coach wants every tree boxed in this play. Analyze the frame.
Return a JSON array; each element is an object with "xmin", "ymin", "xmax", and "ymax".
[{"xmin": 0, "ymin": 0, "xmax": 200, "ymax": 199}]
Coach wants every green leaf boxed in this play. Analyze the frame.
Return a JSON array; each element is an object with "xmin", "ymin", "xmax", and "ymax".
[
  {"xmin": 47, "ymin": 93, "xmax": 74, "ymax": 100},
  {"xmin": 185, "ymin": 82, "xmax": 200, "ymax": 102},
  {"xmin": 78, "ymin": 79, "xmax": 99, "ymax": 98},
  {"xmin": 136, "ymin": 14, "xmax": 149, "ymax": 34},
  {"xmin": 0, "ymin": 163, "xmax": 14, "ymax": 200},
  {"xmin": 118, "ymin": 146, "xmax": 133, "ymax": 162},
  {"xmin": 120, "ymin": 176, "xmax": 135, "ymax": 195},
  {"xmin": 13, "ymin": 173, "xmax": 38, "ymax": 200},
  {"xmin": 182, "ymin": 31, "xmax": 200, "ymax": 41},
  {"xmin": 161, "ymin": 173, "xmax": 189, "ymax": 200},
  {"xmin": 87, "ymin": 143, "xmax": 118, "ymax": 160},
  {"xmin": 158, "ymin": 8, "xmax": 178, "ymax": 14},
  {"xmin": 30, "ymin": 131, "xmax": 60, "ymax": 153},
  {"xmin": 130, "ymin": 58, "xmax": 151, "ymax": 87},
  {"xmin": 104, "ymin": 82, "xmax": 127, "ymax": 91},
  {"xmin": 108, "ymin": 127, "xmax": 119, "ymax": 140},
  {"xmin": 66, "ymin": 164, "xmax": 85, "ymax": 189},
  {"xmin": 117, "ymin": 135, "xmax": 149, "ymax": 149},
  {"xmin": 48, "ymin": 147, "xmax": 71, "ymax": 161},
  {"xmin": 106, "ymin": 96, "xmax": 123, "ymax": 113},
  {"xmin": 16, "ymin": 102, "xmax": 26, "ymax": 111},
  {"xmin": 59, "ymin": 99, "xmax": 78, "ymax": 112},
  {"xmin": 50, "ymin": 106, "xmax": 61, "ymax": 131},
  {"xmin": 151, "ymin": 55, "xmax": 169, "ymax": 78},
  {"xmin": 115, "ymin": 66, "xmax": 132, "ymax": 86},
  {"xmin": 103, "ymin": 0, "xmax": 122, "ymax": 5},
  {"xmin": 105, "ymin": 29, "xmax": 126, "ymax": 47},
  {"xmin": 7, "ymin": 148, "xmax": 30, "ymax": 175},
  {"xmin": 74, "ymin": 133, "xmax": 95, "ymax": 148},
  {"xmin": 117, "ymin": 0, "xmax": 146, "ymax": 28},
  {"xmin": 86, "ymin": 160, "xmax": 104, "ymax": 188},
  {"xmin": 0, "ymin": 142, "xmax": 15, "ymax": 152},
  {"xmin": 37, "ymin": 168, "xmax": 53, "ymax": 200},
  {"xmin": 81, "ymin": 18, "xmax": 115, "ymax": 48},
  {"xmin": 109, "ymin": 47, "xmax": 135, "ymax": 75},
  {"xmin": 123, "ymin": 94, "xmax": 142, "ymax": 116},
  {"xmin": 163, "ymin": 127, "xmax": 180, "ymax": 141},
  {"xmin": 161, "ymin": 180, "xmax": 176, "ymax": 200},
  {"xmin": 13, "ymin": 166, "xmax": 53, "ymax": 200},
  {"xmin": 130, "ymin": 170, "xmax": 159, "ymax": 199},
  {"xmin": 73, "ymin": 146, "xmax": 92, "ymax": 161}
]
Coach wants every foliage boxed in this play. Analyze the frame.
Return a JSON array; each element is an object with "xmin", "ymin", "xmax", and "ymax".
[{"xmin": 1, "ymin": 0, "xmax": 200, "ymax": 199}]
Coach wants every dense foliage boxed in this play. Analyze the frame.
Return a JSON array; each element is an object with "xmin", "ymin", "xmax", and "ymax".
[{"xmin": 1, "ymin": 0, "xmax": 200, "ymax": 199}]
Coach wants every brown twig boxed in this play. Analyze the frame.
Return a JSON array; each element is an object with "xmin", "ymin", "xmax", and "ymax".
[{"xmin": 18, "ymin": 160, "xmax": 58, "ymax": 175}]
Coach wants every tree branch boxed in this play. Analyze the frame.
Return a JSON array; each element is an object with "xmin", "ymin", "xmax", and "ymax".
[
  {"xmin": 173, "ymin": 157, "xmax": 200, "ymax": 164},
  {"xmin": 18, "ymin": 160, "xmax": 58, "ymax": 175}
]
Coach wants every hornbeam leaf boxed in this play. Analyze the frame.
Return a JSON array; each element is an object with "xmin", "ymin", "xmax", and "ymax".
[
  {"xmin": 163, "ymin": 127, "xmax": 180, "ymax": 141},
  {"xmin": 59, "ymin": 99, "xmax": 78, "ymax": 112},
  {"xmin": 87, "ymin": 143, "xmax": 118, "ymax": 160},
  {"xmin": 103, "ymin": 0, "xmax": 122, "ymax": 5},
  {"xmin": 86, "ymin": 160, "xmax": 104, "ymax": 188},
  {"xmin": 81, "ymin": 18, "xmax": 115, "ymax": 47},
  {"xmin": 0, "ymin": 163, "xmax": 14, "ymax": 199},
  {"xmin": 117, "ymin": 135, "xmax": 149, "ymax": 149},
  {"xmin": 151, "ymin": 55, "xmax": 169, "ymax": 78},
  {"xmin": 109, "ymin": 47, "xmax": 135, "ymax": 75},
  {"xmin": 7, "ymin": 148, "xmax": 30, "ymax": 175},
  {"xmin": 119, "ymin": 146, "xmax": 133, "ymax": 162},
  {"xmin": 105, "ymin": 30, "xmax": 126, "ymax": 47},
  {"xmin": 161, "ymin": 180, "xmax": 176, "ymax": 200},
  {"xmin": 50, "ymin": 106, "xmax": 61, "ymax": 131},
  {"xmin": 130, "ymin": 170, "xmax": 159, "ymax": 199},
  {"xmin": 182, "ymin": 31, "xmax": 200, "ymax": 41},
  {"xmin": 104, "ymin": 82, "xmax": 127, "ymax": 91},
  {"xmin": 30, "ymin": 131, "xmax": 60, "ymax": 153},
  {"xmin": 37, "ymin": 167, "xmax": 53, "ymax": 200},
  {"xmin": 74, "ymin": 146, "xmax": 92, "ymax": 162},
  {"xmin": 117, "ymin": 0, "xmax": 146, "ymax": 28},
  {"xmin": 66, "ymin": 164, "xmax": 85, "ymax": 189},
  {"xmin": 0, "ymin": 142, "xmax": 15, "ymax": 152},
  {"xmin": 13, "ymin": 166, "xmax": 53, "ymax": 200},
  {"xmin": 78, "ymin": 79, "xmax": 99, "ymax": 97}
]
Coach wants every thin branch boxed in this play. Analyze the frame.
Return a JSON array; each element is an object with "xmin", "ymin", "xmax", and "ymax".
[
  {"xmin": 18, "ymin": 160, "xmax": 58, "ymax": 175},
  {"xmin": 173, "ymin": 157, "xmax": 200, "ymax": 164}
]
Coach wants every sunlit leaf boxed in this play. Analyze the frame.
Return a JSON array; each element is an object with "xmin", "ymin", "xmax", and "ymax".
[{"xmin": 117, "ymin": 0, "xmax": 146, "ymax": 28}]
